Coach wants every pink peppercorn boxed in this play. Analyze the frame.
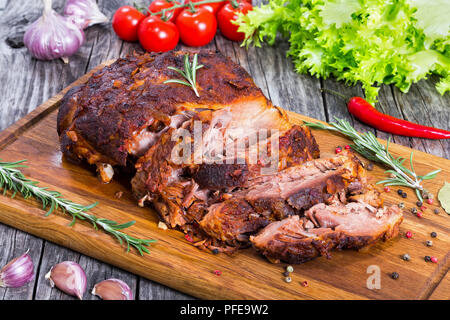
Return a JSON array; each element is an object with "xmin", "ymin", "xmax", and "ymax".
[
  {"xmin": 431, "ymin": 257, "xmax": 438, "ymax": 263},
  {"xmin": 185, "ymin": 234, "xmax": 193, "ymax": 242},
  {"xmin": 416, "ymin": 211, "xmax": 423, "ymax": 218},
  {"xmin": 405, "ymin": 231, "xmax": 413, "ymax": 239},
  {"xmin": 213, "ymin": 270, "xmax": 222, "ymax": 276},
  {"xmin": 344, "ymin": 145, "xmax": 351, "ymax": 150},
  {"xmin": 302, "ymin": 281, "xmax": 309, "ymax": 287},
  {"xmin": 335, "ymin": 147, "xmax": 342, "ymax": 154},
  {"xmin": 384, "ymin": 186, "xmax": 391, "ymax": 192},
  {"xmin": 426, "ymin": 199, "xmax": 433, "ymax": 205}
]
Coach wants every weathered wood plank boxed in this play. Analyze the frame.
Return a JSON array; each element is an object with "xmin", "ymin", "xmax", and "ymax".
[{"xmin": 0, "ymin": 227, "xmax": 43, "ymax": 300}]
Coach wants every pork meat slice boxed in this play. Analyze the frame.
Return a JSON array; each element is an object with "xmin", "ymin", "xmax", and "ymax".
[
  {"xmin": 251, "ymin": 201, "xmax": 403, "ymax": 264},
  {"xmin": 198, "ymin": 151, "xmax": 367, "ymax": 243}
]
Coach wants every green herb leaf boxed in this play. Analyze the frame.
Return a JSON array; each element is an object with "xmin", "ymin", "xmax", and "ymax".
[
  {"xmin": 304, "ymin": 119, "xmax": 440, "ymax": 201},
  {"xmin": 164, "ymin": 53, "xmax": 203, "ymax": 97},
  {"xmin": 0, "ymin": 159, "xmax": 156, "ymax": 255}
]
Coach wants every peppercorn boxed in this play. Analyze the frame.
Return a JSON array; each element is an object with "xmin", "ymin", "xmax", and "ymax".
[
  {"xmin": 405, "ymin": 231, "xmax": 413, "ymax": 239},
  {"xmin": 433, "ymin": 208, "xmax": 439, "ymax": 214},
  {"xmin": 335, "ymin": 147, "xmax": 342, "ymax": 154},
  {"xmin": 427, "ymin": 198, "xmax": 433, "ymax": 205},
  {"xmin": 431, "ymin": 232, "xmax": 437, "ymax": 238},
  {"xmin": 344, "ymin": 145, "xmax": 351, "ymax": 150},
  {"xmin": 424, "ymin": 256, "xmax": 431, "ymax": 262},
  {"xmin": 401, "ymin": 192, "xmax": 407, "ymax": 198},
  {"xmin": 416, "ymin": 201, "xmax": 423, "ymax": 207},
  {"xmin": 431, "ymin": 257, "xmax": 438, "ymax": 263},
  {"xmin": 411, "ymin": 207, "xmax": 418, "ymax": 214},
  {"xmin": 416, "ymin": 211, "xmax": 423, "ymax": 218},
  {"xmin": 398, "ymin": 202, "xmax": 405, "ymax": 209},
  {"xmin": 402, "ymin": 254, "xmax": 410, "ymax": 261},
  {"xmin": 384, "ymin": 186, "xmax": 391, "ymax": 192},
  {"xmin": 366, "ymin": 163, "xmax": 374, "ymax": 171},
  {"xmin": 212, "ymin": 248, "xmax": 219, "ymax": 255},
  {"xmin": 391, "ymin": 272, "xmax": 399, "ymax": 280},
  {"xmin": 285, "ymin": 277, "xmax": 292, "ymax": 283},
  {"xmin": 283, "ymin": 271, "xmax": 290, "ymax": 277},
  {"xmin": 286, "ymin": 265, "xmax": 294, "ymax": 273},
  {"xmin": 301, "ymin": 281, "xmax": 309, "ymax": 287},
  {"xmin": 397, "ymin": 189, "xmax": 403, "ymax": 195},
  {"xmin": 426, "ymin": 240, "xmax": 433, "ymax": 247},
  {"xmin": 213, "ymin": 270, "xmax": 222, "ymax": 276}
]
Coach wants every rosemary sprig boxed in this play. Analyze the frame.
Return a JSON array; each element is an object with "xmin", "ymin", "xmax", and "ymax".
[
  {"xmin": 0, "ymin": 159, "xmax": 155, "ymax": 255},
  {"xmin": 164, "ymin": 53, "xmax": 204, "ymax": 97},
  {"xmin": 304, "ymin": 118, "xmax": 441, "ymax": 202}
]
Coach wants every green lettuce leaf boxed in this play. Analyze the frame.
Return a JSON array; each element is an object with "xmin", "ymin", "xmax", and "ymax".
[{"xmin": 236, "ymin": 0, "xmax": 450, "ymax": 104}]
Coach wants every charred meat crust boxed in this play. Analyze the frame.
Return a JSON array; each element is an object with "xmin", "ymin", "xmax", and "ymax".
[{"xmin": 57, "ymin": 50, "xmax": 264, "ymax": 166}]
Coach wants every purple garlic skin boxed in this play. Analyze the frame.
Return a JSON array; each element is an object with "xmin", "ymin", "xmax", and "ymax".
[
  {"xmin": 45, "ymin": 261, "xmax": 86, "ymax": 300},
  {"xmin": 24, "ymin": 0, "xmax": 85, "ymax": 62},
  {"xmin": 0, "ymin": 251, "xmax": 34, "ymax": 288},
  {"xmin": 64, "ymin": 0, "xmax": 108, "ymax": 30},
  {"xmin": 92, "ymin": 279, "xmax": 133, "ymax": 300}
]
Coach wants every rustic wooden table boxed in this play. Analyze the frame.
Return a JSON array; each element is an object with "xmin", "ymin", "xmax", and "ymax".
[{"xmin": 0, "ymin": 0, "xmax": 448, "ymax": 300}]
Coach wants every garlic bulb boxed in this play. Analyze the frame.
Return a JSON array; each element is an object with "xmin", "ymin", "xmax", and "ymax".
[
  {"xmin": 92, "ymin": 279, "xmax": 133, "ymax": 300},
  {"xmin": 0, "ymin": 251, "xmax": 34, "ymax": 288},
  {"xmin": 45, "ymin": 261, "xmax": 86, "ymax": 299},
  {"xmin": 24, "ymin": 0, "xmax": 85, "ymax": 63},
  {"xmin": 64, "ymin": 0, "xmax": 108, "ymax": 30}
]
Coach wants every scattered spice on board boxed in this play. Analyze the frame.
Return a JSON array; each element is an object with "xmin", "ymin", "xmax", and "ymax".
[
  {"xmin": 431, "ymin": 257, "xmax": 438, "ymax": 263},
  {"xmin": 301, "ymin": 281, "xmax": 309, "ymax": 287},
  {"xmin": 424, "ymin": 256, "xmax": 431, "ymax": 262},
  {"xmin": 284, "ymin": 277, "xmax": 292, "ymax": 283},
  {"xmin": 405, "ymin": 231, "xmax": 413, "ymax": 239},
  {"xmin": 402, "ymin": 254, "xmax": 410, "ymax": 261},
  {"xmin": 213, "ymin": 270, "xmax": 222, "ymax": 276},
  {"xmin": 391, "ymin": 272, "xmax": 399, "ymax": 280},
  {"xmin": 184, "ymin": 234, "xmax": 194, "ymax": 242},
  {"xmin": 426, "ymin": 240, "xmax": 433, "ymax": 247},
  {"xmin": 430, "ymin": 232, "xmax": 437, "ymax": 238},
  {"xmin": 286, "ymin": 266, "xmax": 294, "ymax": 273}
]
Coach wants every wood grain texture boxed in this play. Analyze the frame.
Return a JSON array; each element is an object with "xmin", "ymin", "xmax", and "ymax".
[
  {"xmin": 0, "ymin": 64, "xmax": 448, "ymax": 300},
  {"xmin": 0, "ymin": 0, "xmax": 448, "ymax": 300}
]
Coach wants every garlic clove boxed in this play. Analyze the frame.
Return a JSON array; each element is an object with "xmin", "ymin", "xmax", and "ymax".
[
  {"xmin": 45, "ymin": 261, "xmax": 86, "ymax": 300},
  {"xmin": 64, "ymin": 0, "xmax": 108, "ymax": 30},
  {"xmin": 0, "ymin": 250, "xmax": 34, "ymax": 288},
  {"xmin": 92, "ymin": 279, "xmax": 133, "ymax": 300}
]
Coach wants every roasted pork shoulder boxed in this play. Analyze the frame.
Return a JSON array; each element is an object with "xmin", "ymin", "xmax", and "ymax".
[{"xmin": 57, "ymin": 50, "xmax": 403, "ymax": 264}]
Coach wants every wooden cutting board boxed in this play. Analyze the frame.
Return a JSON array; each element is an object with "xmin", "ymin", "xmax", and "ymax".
[{"xmin": 0, "ymin": 62, "xmax": 448, "ymax": 300}]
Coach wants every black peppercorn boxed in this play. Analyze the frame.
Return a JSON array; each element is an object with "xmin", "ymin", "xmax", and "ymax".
[
  {"xmin": 433, "ymin": 208, "xmax": 439, "ymax": 214},
  {"xmin": 391, "ymin": 272, "xmax": 399, "ymax": 279},
  {"xmin": 431, "ymin": 232, "xmax": 437, "ymax": 238},
  {"xmin": 397, "ymin": 189, "xmax": 403, "ymax": 195},
  {"xmin": 283, "ymin": 271, "xmax": 290, "ymax": 277},
  {"xmin": 425, "ymin": 256, "xmax": 431, "ymax": 262},
  {"xmin": 212, "ymin": 248, "xmax": 219, "ymax": 255},
  {"xmin": 401, "ymin": 192, "xmax": 407, "ymax": 198},
  {"xmin": 416, "ymin": 201, "xmax": 423, "ymax": 207}
]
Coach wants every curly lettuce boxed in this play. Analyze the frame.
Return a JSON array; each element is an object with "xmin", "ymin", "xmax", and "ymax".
[{"xmin": 237, "ymin": 0, "xmax": 450, "ymax": 103}]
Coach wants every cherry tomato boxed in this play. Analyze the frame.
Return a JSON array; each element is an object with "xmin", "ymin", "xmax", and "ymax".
[
  {"xmin": 148, "ymin": 0, "xmax": 183, "ymax": 23},
  {"xmin": 187, "ymin": 0, "xmax": 226, "ymax": 15},
  {"xmin": 217, "ymin": 1, "xmax": 252, "ymax": 41},
  {"xmin": 138, "ymin": 16, "xmax": 179, "ymax": 52},
  {"xmin": 176, "ymin": 8, "xmax": 217, "ymax": 47},
  {"xmin": 112, "ymin": 6, "xmax": 146, "ymax": 42}
]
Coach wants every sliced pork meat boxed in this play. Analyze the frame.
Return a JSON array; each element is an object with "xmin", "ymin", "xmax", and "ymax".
[
  {"xmin": 251, "ymin": 201, "xmax": 403, "ymax": 264},
  {"xmin": 198, "ymin": 151, "xmax": 366, "ymax": 244},
  {"xmin": 57, "ymin": 50, "xmax": 404, "ymax": 264}
]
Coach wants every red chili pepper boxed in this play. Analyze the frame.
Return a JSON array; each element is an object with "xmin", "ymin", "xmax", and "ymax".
[{"xmin": 323, "ymin": 89, "xmax": 450, "ymax": 139}]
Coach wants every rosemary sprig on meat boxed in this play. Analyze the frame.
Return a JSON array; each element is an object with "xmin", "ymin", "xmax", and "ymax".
[
  {"xmin": 304, "ymin": 118, "xmax": 441, "ymax": 202},
  {"xmin": 164, "ymin": 53, "xmax": 203, "ymax": 97},
  {"xmin": 0, "ymin": 159, "xmax": 155, "ymax": 255}
]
